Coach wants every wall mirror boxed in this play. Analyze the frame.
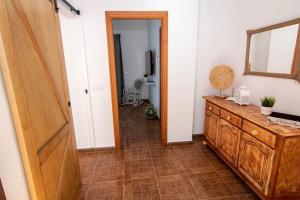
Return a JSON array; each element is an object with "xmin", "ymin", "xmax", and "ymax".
[{"xmin": 244, "ymin": 18, "xmax": 300, "ymax": 82}]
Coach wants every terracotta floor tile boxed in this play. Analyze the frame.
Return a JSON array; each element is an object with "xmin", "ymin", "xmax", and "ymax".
[
  {"xmin": 190, "ymin": 171, "xmax": 224, "ymax": 184},
  {"xmin": 216, "ymin": 169, "xmax": 253, "ymax": 195},
  {"xmin": 126, "ymin": 134, "xmax": 149, "ymax": 149},
  {"xmin": 127, "ymin": 119, "xmax": 149, "ymax": 128},
  {"xmin": 80, "ymin": 164, "xmax": 96, "ymax": 184},
  {"xmin": 198, "ymin": 142, "xmax": 215, "ymax": 154},
  {"xmin": 126, "ymin": 141, "xmax": 149, "ymax": 149},
  {"xmin": 79, "ymin": 153, "xmax": 98, "ymax": 184},
  {"xmin": 126, "ymin": 133, "xmax": 147, "ymax": 141},
  {"xmin": 153, "ymin": 157, "xmax": 186, "ymax": 176},
  {"xmin": 76, "ymin": 184, "xmax": 89, "ymax": 200},
  {"xmin": 145, "ymin": 127, "xmax": 161, "ymax": 135},
  {"xmin": 149, "ymin": 146, "xmax": 177, "ymax": 158},
  {"xmin": 240, "ymin": 194, "xmax": 260, "ymax": 200},
  {"xmin": 174, "ymin": 145, "xmax": 205, "ymax": 160},
  {"xmin": 148, "ymin": 139, "xmax": 162, "ymax": 148},
  {"xmin": 205, "ymin": 153, "xmax": 230, "ymax": 170},
  {"xmin": 78, "ymin": 152, "xmax": 98, "ymax": 164},
  {"xmin": 157, "ymin": 175, "xmax": 197, "ymax": 199},
  {"xmin": 226, "ymin": 181, "xmax": 253, "ymax": 195},
  {"xmin": 212, "ymin": 194, "xmax": 260, "ymax": 200},
  {"xmin": 125, "ymin": 127, "xmax": 148, "ymax": 137},
  {"xmin": 92, "ymin": 161, "xmax": 124, "ymax": 182},
  {"xmin": 125, "ymin": 159, "xmax": 155, "ymax": 180},
  {"xmin": 180, "ymin": 157, "xmax": 215, "ymax": 174},
  {"xmin": 211, "ymin": 196, "xmax": 241, "ymax": 200},
  {"xmin": 188, "ymin": 172, "xmax": 234, "ymax": 199},
  {"xmin": 125, "ymin": 147, "xmax": 151, "ymax": 161},
  {"xmin": 123, "ymin": 178, "xmax": 160, "ymax": 200},
  {"xmin": 76, "ymin": 103, "xmax": 257, "ymax": 199},
  {"xmin": 97, "ymin": 150, "xmax": 124, "ymax": 163},
  {"xmin": 120, "ymin": 120, "xmax": 128, "ymax": 128},
  {"xmin": 217, "ymin": 169, "xmax": 241, "ymax": 183},
  {"xmin": 86, "ymin": 181, "xmax": 123, "ymax": 200}
]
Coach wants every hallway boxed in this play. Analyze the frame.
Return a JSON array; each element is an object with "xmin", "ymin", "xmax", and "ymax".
[{"xmin": 76, "ymin": 104, "xmax": 259, "ymax": 199}]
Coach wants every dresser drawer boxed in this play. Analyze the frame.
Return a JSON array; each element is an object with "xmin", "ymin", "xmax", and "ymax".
[
  {"xmin": 206, "ymin": 102, "xmax": 220, "ymax": 115},
  {"xmin": 220, "ymin": 109, "xmax": 242, "ymax": 128},
  {"xmin": 242, "ymin": 120, "xmax": 277, "ymax": 148}
]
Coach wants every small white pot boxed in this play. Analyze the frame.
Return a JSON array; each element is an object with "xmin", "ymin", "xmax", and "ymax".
[{"xmin": 261, "ymin": 106, "xmax": 273, "ymax": 116}]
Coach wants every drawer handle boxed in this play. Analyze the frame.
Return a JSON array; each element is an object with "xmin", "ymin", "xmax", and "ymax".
[
  {"xmin": 227, "ymin": 116, "xmax": 231, "ymax": 121},
  {"xmin": 252, "ymin": 130, "xmax": 258, "ymax": 136},
  {"xmin": 209, "ymin": 106, "xmax": 213, "ymax": 110}
]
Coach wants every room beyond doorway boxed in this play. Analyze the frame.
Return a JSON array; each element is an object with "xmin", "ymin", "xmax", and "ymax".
[{"xmin": 105, "ymin": 11, "xmax": 168, "ymax": 149}]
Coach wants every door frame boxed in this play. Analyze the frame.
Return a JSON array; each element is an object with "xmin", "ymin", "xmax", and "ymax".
[{"xmin": 105, "ymin": 11, "xmax": 168, "ymax": 149}]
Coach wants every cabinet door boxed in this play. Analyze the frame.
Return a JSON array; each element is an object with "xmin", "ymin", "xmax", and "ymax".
[
  {"xmin": 238, "ymin": 132, "xmax": 274, "ymax": 195},
  {"xmin": 204, "ymin": 111, "xmax": 219, "ymax": 147},
  {"xmin": 218, "ymin": 119, "xmax": 240, "ymax": 165}
]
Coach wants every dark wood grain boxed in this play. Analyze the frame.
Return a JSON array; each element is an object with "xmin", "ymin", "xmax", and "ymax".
[
  {"xmin": 204, "ymin": 96, "xmax": 300, "ymax": 137},
  {"xmin": 238, "ymin": 132, "xmax": 275, "ymax": 195},
  {"xmin": 204, "ymin": 110, "xmax": 219, "ymax": 147},
  {"xmin": 203, "ymin": 96, "xmax": 300, "ymax": 200},
  {"xmin": 218, "ymin": 119, "xmax": 241, "ymax": 166},
  {"xmin": 0, "ymin": 179, "xmax": 6, "ymax": 200}
]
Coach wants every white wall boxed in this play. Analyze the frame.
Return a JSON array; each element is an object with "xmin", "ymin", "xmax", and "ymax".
[
  {"xmin": 60, "ymin": 0, "xmax": 200, "ymax": 145},
  {"xmin": 0, "ymin": 72, "xmax": 30, "ymax": 200},
  {"xmin": 193, "ymin": 0, "xmax": 300, "ymax": 135},
  {"xmin": 113, "ymin": 20, "xmax": 149, "ymax": 99},
  {"xmin": 148, "ymin": 20, "xmax": 161, "ymax": 117}
]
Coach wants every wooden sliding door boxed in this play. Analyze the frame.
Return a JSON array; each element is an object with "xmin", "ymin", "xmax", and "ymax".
[{"xmin": 0, "ymin": 0, "xmax": 81, "ymax": 199}]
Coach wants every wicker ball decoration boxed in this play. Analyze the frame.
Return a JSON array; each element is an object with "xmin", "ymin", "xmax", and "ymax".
[{"xmin": 209, "ymin": 65, "xmax": 234, "ymax": 90}]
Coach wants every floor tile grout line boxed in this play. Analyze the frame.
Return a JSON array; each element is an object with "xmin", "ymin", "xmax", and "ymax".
[
  {"xmin": 202, "ymin": 150, "xmax": 255, "ymax": 197},
  {"xmin": 77, "ymin": 138, "xmax": 256, "ymax": 199},
  {"xmin": 83, "ymin": 105, "xmax": 256, "ymax": 199},
  {"xmin": 147, "ymin": 129, "xmax": 163, "ymax": 199},
  {"xmin": 83, "ymin": 151, "xmax": 100, "ymax": 200},
  {"xmin": 202, "ymin": 193, "xmax": 256, "ymax": 200},
  {"xmin": 151, "ymin": 145, "xmax": 202, "ymax": 199},
  {"xmin": 185, "ymin": 173, "xmax": 203, "ymax": 199},
  {"xmin": 123, "ymin": 109, "xmax": 128, "ymax": 200},
  {"xmin": 122, "ymin": 146, "xmax": 125, "ymax": 200}
]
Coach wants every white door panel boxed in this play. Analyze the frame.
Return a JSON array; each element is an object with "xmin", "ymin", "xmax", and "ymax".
[{"xmin": 59, "ymin": 15, "xmax": 94, "ymax": 149}]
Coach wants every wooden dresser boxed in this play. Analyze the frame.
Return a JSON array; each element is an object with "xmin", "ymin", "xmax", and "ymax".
[{"xmin": 203, "ymin": 96, "xmax": 300, "ymax": 200}]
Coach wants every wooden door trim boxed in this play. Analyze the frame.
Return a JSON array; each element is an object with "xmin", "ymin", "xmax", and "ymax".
[{"xmin": 105, "ymin": 11, "xmax": 168, "ymax": 149}]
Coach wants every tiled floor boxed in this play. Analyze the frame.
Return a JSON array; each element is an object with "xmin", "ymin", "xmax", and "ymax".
[{"xmin": 76, "ymin": 103, "xmax": 259, "ymax": 200}]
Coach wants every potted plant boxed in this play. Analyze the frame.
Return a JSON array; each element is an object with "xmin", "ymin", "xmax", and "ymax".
[
  {"xmin": 260, "ymin": 96, "xmax": 276, "ymax": 116},
  {"xmin": 144, "ymin": 104, "xmax": 158, "ymax": 119}
]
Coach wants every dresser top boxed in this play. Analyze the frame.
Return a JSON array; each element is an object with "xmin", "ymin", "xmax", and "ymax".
[{"xmin": 204, "ymin": 96, "xmax": 300, "ymax": 137}]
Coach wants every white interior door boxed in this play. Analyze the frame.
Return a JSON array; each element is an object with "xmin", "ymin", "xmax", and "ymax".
[{"xmin": 59, "ymin": 15, "xmax": 95, "ymax": 149}]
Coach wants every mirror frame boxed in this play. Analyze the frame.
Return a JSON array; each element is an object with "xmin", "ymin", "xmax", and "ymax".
[{"xmin": 244, "ymin": 18, "xmax": 300, "ymax": 82}]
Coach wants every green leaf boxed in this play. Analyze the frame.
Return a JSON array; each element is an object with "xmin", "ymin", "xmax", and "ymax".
[{"xmin": 261, "ymin": 96, "xmax": 276, "ymax": 107}]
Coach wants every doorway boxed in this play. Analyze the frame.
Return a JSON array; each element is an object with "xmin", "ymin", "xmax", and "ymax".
[{"xmin": 105, "ymin": 11, "xmax": 168, "ymax": 149}]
